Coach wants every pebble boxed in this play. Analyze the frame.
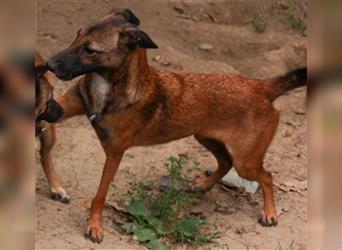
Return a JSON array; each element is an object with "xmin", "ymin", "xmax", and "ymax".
[
  {"xmin": 142, "ymin": 180, "xmax": 154, "ymax": 190},
  {"xmin": 198, "ymin": 43, "xmax": 214, "ymax": 51},
  {"xmin": 159, "ymin": 176, "xmax": 184, "ymax": 192}
]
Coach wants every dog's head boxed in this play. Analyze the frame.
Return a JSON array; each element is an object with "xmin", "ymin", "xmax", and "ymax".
[
  {"xmin": 47, "ymin": 8, "xmax": 157, "ymax": 81},
  {"xmin": 35, "ymin": 52, "xmax": 64, "ymax": 136}
]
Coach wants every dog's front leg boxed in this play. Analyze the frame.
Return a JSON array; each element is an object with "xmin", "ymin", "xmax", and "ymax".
[{"xmin": 85, "ymin": 150, "xmax": 124, "ymax": 243}]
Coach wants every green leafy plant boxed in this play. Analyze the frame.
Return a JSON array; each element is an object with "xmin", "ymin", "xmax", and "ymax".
[
  {"xmin": 165, "ymin": 155, "xmax": 185, "ymax": 181},
  {"xmin": 285, "ymin": 0, "xmax": 306, "ymax": 31},
  {"xmin": 113, "ymin": 155, "xmax": 219, "ymax": 249},
  {"xmin": 252, "ymin": 15, "xmax": 268, "ymax": 33},
  {"xmin": 286, "ymin": 13, "xmax": 306, "ymax": 31}
]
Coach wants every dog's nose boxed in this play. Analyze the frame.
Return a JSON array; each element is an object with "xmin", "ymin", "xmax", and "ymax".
[{"xmin": 46, "ymin": 59, "xmax": 61, "ymax": 72}]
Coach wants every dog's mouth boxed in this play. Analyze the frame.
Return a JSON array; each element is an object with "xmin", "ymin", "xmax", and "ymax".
[
  {"xmin": 49, "ymin": 69, "xmax": 75, "ymax": 81},
  {"xmin": 46, "ymin": 61, "xmax": 75, "ymax": 81},
  {"xmin": 56, "ymin": 72, "xmax": 74, "ymax": 81}
]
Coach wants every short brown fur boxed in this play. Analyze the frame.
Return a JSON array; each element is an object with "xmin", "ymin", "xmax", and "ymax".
[{"xmin": 45, "ymin": 10, "xmax": 306, "ymax": 243}]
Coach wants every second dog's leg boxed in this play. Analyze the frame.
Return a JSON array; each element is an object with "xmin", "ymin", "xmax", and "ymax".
[
  {"xmin": 40, "ymin": 123, "xmax": 70, "ymax": 203},
  {"xmin": 85, "ymin": 150, "xmax": 124, "ymax": 243},
  {"xmin": 39, "ymin": 82, "xmax": 85, "ymax": 202}
]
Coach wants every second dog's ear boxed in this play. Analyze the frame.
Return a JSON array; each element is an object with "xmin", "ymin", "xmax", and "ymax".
[
  {"xmin": 109, "ymin": 8, "xmax": 140, "ymax": 26},
  {"xmin": 119, "ymin": 30, "xmax": 158, "ymax": 50}
]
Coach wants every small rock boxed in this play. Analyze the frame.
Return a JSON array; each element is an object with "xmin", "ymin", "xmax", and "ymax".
[
  {"xmin": 235, "ymin": 226, "xmax": 247, "ymax": 235},
  {"xmin": 273, "ymin": 1, "xmax": 289, "ymax": 9},
  {"xmin": 153, "ymin": 55, "xmax": 172, "ymax": 67},
  {"xmin": 106, "ymin": 201, "xmax": 128, "ymax": 213},
  {"xmin": 159, "ymin": 175, "xmax": 184, "ymax": 192},
  {"xmin": 282, "ymin": 129, "xmax": 291, "ymax": 137},
  {"xmin": 189, "ymin": 206, "xmax": 204, "ymax": 216},
  {"xmin": 192, "ymin": 16, "xmax": 199, "ymax": 22},
  {"xmin": 280, "ymin": 207, "xmax": 290, "ymax": 214},
  {"xmin": 302, "ymin": 29, "xmax": 307, "ymax": 37},
  {"xmin": 142, "ymin": 180, "xmax": 154, "ymax": 190},
  {"xmin": 126, "ymin": 153, "xmax": 134, "ymax": 159},
  {"xmin": 279, "ymin": 2, "xmax": 289, "ymax": 9},
  {"xmin": 80, "ymin": 199, "xmax": 89, "ymax": 209},
  {"xmin": 246, "ymin": 194, "xmax": 258, "ymax": 206},
  {"xmin": 214, "ymin": 201, "xmax": 236, "ymax": 215},
  {"xmin": 194, "ymin": 171, "xmax": 206, "ymax": 179},
  {"xmin": 198, "ymin": 43, "xmax": 214, "ymax": 51},
  {"xmin": 295, "ymin": 172, "xmax": 307, "ymax": 181},
  {"xmin": 294, "ymin": 111, "xmax": 306, "ymax": 116},
  {"xmin": 173, "ymin": 5, "xmax": 184, "ymax": 14}
]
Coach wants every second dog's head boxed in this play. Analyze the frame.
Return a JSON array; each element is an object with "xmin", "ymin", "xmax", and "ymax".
[
  {"xmin": 35, "ymin": 52, "xmax": 64, "ymax": 135},
  {"xmin": 47, "ymin": 8, "xmax": 158, "ymax": 81}
]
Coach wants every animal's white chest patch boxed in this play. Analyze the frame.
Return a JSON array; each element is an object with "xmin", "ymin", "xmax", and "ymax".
[{"xmin": 89, "ymin": 73, "xmax": 111, "ymax": 115}]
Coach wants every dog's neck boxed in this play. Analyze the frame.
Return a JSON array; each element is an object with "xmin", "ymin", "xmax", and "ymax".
[
  {"xmin": 84, "ymin": 49, "xmax": 152, "ymax": 119},
  {"xmin": 98, "ymin": 49, "xmax": 148, "ymax": 84},
  {"xmin": 99, "ymin": 49, "xmax": 150, "ymax": 103}
]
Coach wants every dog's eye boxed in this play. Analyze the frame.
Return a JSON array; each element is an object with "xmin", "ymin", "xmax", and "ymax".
[{"xmin": 84, "ymin": 46, "xmax": 98, "ymax": 55}]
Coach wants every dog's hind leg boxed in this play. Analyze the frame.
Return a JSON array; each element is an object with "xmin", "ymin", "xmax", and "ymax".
[
  {"xmin": 39, "ymin": 123, "xmax": 70, "ymax": 203},
  {"xmin": 193, "ymin": 135, "xmax": 233, "ymax": 191},
  {"xmin": 230, "ymin": 110, "xmax": 279, "ymax": 227}
]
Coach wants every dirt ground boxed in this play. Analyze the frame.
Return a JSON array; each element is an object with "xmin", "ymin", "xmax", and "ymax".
[{"xmin": 36, "ymin": 1, "xmax": 307, "ymax": 249}]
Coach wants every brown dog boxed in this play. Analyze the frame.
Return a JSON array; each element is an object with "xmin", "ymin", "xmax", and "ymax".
[
  {"xmin": 46, "ymin": 9, "xmax": 306, "ymax": 243},
  {"xmin": 35, "ymin": 51, "xmax": 69, "ymax": 203}
]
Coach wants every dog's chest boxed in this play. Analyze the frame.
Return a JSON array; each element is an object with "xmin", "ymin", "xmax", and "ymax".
[{"xmin": 88, "ymin": 73, "xmax": 111, "ymax": 116}]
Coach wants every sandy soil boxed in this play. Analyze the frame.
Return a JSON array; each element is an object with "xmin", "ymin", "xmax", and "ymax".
[{"xmin": 36, "ymin": 1, "xmax": 307, "ymax": 249}]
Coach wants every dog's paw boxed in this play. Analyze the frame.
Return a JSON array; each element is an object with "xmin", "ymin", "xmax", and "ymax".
[
  {"xmin": 50, "ymin": 187, "xmax": 70, "ymax": 204},
  {"xmin": 258, "ymin": 212, "xmax": 278, "ymax": 227},
  {"xmin": 190, "ymin": 181, "xmax": 214, "ymax": 193},
  {"xmin": 85, "ymin": 222, "xmax": 104, "ymax": 244},
  {"xmin": 189, "ymin": 171, "xmax": 215, "ymax": 193}
]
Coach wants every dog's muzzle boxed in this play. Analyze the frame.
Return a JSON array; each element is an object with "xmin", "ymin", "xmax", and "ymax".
[
  {"xmin": 47, "ymin": 57, "xmax": 76, "ymax": 81},
  {"xmin": 35, "ymin": 99, "xmax": 64, "ymax": 137},
  {"xmin": 36, "ymin": 99, "xmax": 64, "ymax": 123}
]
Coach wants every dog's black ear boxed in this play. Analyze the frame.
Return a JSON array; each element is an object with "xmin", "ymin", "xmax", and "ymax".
[
  {"xmin": 109, "ymin": 8, "xmax": 140, "ymax": 26},
  {"xmin": 122, "ymin": 9, "xmax": 140, "ymax": 26},
  {"xmin": 134, "ymin": 30, "xmax": 158, "ymax": 49},
  {"xmin": 120, "ymin": 30, "xmax": 158, "ymax": 49}
]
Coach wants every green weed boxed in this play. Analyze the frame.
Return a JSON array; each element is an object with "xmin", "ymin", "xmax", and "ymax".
[
  {"xmin": 287, "ymin": 13, "xmax": 306, "ymax": 31},
  {"xmin": 252, "ymin": 15, "xmax": 268, "ymax": 33},
  {"xmin": 285, "ymin": 0, "xmax": 306, "ymax": 31},
  {"xmin": 113, "ymin": 155, "xmax": 219, "ymax": 249}
]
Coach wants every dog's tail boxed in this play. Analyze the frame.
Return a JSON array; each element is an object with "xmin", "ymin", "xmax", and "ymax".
[{"xmin": 263, "ymin": 67, "xmax": 307, "ymax": 101}]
